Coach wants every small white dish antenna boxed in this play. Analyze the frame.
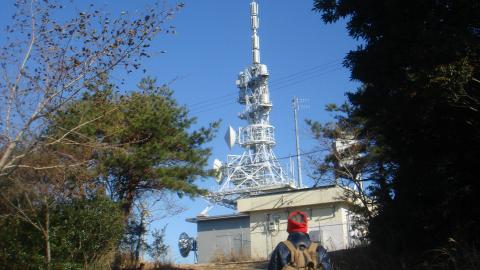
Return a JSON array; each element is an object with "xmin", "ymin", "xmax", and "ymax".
[
  {"xmin": 224, "ymin": 125, "xmax": 236, "ymax": 149},
  {"xmin": 213, "ymin": 159, "xmax": 223, "ymax": 182},
  {"xmin": 198, "ymin": 205, "xmax": 214, "ymax": 217}
]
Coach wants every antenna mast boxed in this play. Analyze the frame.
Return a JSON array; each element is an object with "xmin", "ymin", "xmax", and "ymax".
[
  {"xmin": 293, "ymin": 97, "xmax": 303, "ymax": 188},
  {"xmin": 251, "ymin": 0, "xmax": 260, "ymax": 64},
  {"xmin": 210, "ymin": 0, "xmax": 295, "ymax": 208}
]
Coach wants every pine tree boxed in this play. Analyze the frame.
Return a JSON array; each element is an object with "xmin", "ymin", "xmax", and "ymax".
[{"xmin": 314, "ymin": 0, "xmax": 480, "ymax": 260}]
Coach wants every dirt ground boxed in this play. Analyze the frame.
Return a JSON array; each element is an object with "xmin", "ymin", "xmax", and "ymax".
[{"xmin": 176, "ymin": 260, "xmax": 268, "ymax": 270}]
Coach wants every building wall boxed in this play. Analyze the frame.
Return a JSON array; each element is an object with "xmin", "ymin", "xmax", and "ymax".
[
  {"xmin": 196, "ymin": 216, "xmax": 250, "ymax": 263},
  {"xmin": 248, "ymin": 203, "xmax": 351, "ymax": 260}
]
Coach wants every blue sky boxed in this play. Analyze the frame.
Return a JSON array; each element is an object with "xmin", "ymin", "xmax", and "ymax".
[
  {"xmin": 1, "ymin": 0, "xmax": 359, "ymax": 264},
  {"xmin": 147, "ymin": 0, "xmax": 359, "ymax": 263}
]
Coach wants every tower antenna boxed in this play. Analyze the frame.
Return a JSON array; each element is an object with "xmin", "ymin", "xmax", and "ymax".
[{"xmin": 209, "ymin": 0, "xmax": 295, "ymax": 209}]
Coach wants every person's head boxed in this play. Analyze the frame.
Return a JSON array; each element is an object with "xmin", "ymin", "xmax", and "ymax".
[{"xmin": 287, "ymin": 211, "xmax": 308, "ymax": 234}]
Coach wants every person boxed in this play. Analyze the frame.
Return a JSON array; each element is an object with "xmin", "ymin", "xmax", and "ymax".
[{"xmin": 268, "ymin": 211, "xmax": 332, "ymax": 270}]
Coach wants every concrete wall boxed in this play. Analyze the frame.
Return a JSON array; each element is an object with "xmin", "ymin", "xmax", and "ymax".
[{"xmin": 196, "ymin": 216, "xmax": 250, "ymax": 263}]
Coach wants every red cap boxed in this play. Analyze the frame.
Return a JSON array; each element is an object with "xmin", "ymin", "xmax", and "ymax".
[{"xmin": 287, "ymin": 211, "xmax": 308, "ymax": 233}]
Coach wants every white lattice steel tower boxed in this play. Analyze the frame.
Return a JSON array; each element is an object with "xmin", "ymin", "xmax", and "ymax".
[{"xmin": 211, "ymin": 0, "xmax": 295, "ymax": 208}]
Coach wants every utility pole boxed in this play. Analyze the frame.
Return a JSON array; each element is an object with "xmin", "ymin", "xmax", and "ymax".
[{"xmin": 293, "ymin": 97, "xmax": 303, "ymax": 188}]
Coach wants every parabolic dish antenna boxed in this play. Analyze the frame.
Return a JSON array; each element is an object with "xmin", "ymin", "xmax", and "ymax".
[
  {"xmin": 224, "ymin": 125, "xmax": 236, "ymax": 150},
  {"xmin": 178, "ymin": 232, "xmax": 197, "ymax": 259}
]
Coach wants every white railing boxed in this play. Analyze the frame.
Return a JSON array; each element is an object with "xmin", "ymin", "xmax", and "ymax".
[{"xmin": 238, "ymin": 124, "xmax": 275, "ymax": 146}]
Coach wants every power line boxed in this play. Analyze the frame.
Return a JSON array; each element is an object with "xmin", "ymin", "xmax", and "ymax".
[
  {"xmin": 189, "ymin": 93, "xmax": 233, "ymax": 109},
  {"xmin": 190, "ymin": 65, "xmax": 343, "ymax": 115},
  {"xmin": 269, "ymin": 60, "xmax": 342, "ymax": 87},
  {"xmin": 271, "ymin": 66, "xmax": 343, "ymax": 93},
  {"xmin": 220, "ymin": 149, "xmax": 324, "ymax": 170},
  {"xmin": 190, "ymin": 66, "xmax": 341, "ymax": 114},
  {"xmin": 188, "ymin": 59, "xmax": 342, "ymax": 110}
]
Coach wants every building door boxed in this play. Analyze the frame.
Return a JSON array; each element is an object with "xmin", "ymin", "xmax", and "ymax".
[{"xmin": 215, "ymin": 232, "xmax": 248, "ymax": 259}]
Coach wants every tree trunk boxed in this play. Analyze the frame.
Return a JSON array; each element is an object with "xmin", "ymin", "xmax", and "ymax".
[
  {"xmin": 45, "ymin": 237, "xmax": 51, "ymax": 270},
  {"xmin": 44, "ymin": 197, "xmax": 51, "ymax": 270},
  {"xmin": 112, "ymin": 186, "xmax": 136, "ymax": 270},
  {"xmin": 134, "ymin": 208, "xmax": 146, "ymax": 267},
  {"xmin": 122, "ymin": 186, "xmax": 136, "ymax": 221}
]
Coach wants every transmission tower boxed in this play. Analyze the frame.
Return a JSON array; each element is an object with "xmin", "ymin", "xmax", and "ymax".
[{"xmin": 210, "ymin": 0, "xmax": 296, "ymax": 208}]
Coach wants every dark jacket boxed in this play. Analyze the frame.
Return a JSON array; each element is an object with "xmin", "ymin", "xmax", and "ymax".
[{"xmin": 267, "ymin": 232, "xmax": 332, "ymax": 270}]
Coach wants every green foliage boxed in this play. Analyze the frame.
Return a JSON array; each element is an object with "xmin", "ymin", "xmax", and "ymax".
[
  {"xmin": 0, "ymin": 196, "xmax": 124, "ymax": 270},
  {"xmin": 51, "ymin": 196, "xmax": 124, "ymax": 268},
  {"xmin": 0, "ymin": 74, "xmax": 216, "ymax": 268},
  {"xmin": 0, "ymin": 216, "xmax": 45, "ymax": 269},
  {"xmin": 20, "ymin": 75, "xmax": 218, "ymax": 268},
  {"xmin": 50, "ymin": 77, "xmax": 219, "ymax": 218},
  {"xmin": 314, "ymin": 0, "xmax": 480, "ymax": 265}
]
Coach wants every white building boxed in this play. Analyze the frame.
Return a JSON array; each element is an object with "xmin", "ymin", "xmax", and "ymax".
[{"xmin": 187, "ymin": 185, "xmax": 356, "ymax": 263}]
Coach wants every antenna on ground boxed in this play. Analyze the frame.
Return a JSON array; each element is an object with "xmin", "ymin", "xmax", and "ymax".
[{"xmin": 178, "ymin": 232, "xmax": 198, "ymax": 262}]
